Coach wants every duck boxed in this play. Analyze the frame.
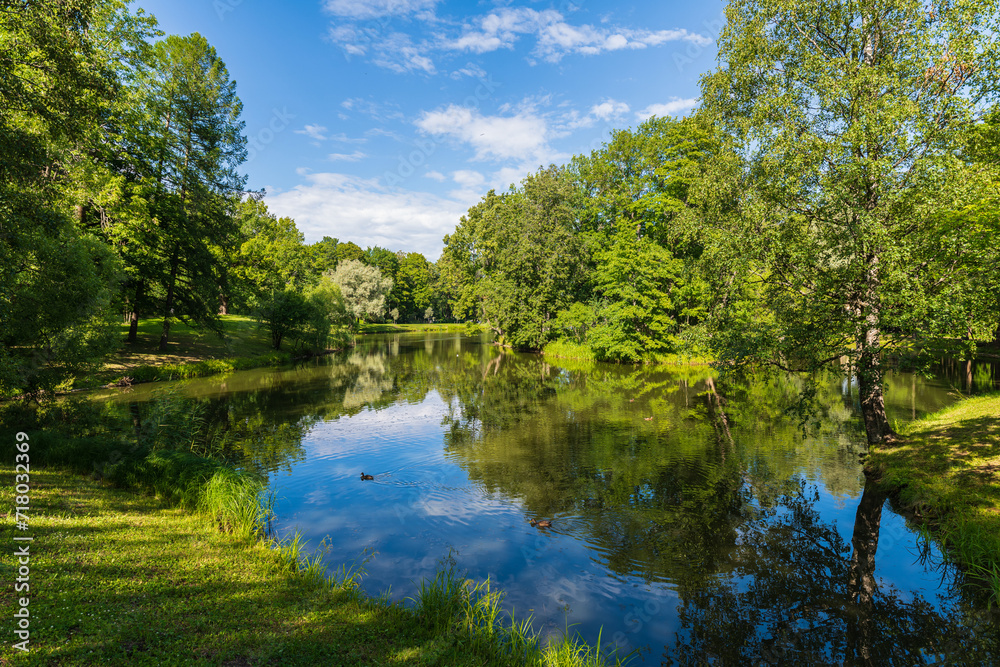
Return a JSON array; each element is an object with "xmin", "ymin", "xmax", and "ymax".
[
  {"xmin": 360, "ymin": 472, "xmax": 374, "ymax": 480},
  {"xmin": 529, "ymin": 518, "xmax": 552, "ymax": 528}
]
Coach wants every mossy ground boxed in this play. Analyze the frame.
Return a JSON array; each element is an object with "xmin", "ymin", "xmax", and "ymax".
[
  {"xmin": 869, "ymin": 393, "xmax": 1000, "ymax": 602},
  {"xmin": 0, "ymin": 466, "xmax": 487, "ymax": 666}
]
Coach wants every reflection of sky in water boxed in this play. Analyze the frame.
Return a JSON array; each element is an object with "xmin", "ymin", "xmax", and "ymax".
[{"xmin": 267, "ymin": 377, "xmax": 977, "ymax": 661}]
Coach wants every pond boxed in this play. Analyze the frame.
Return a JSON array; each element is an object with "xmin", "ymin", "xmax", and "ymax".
[{"xmin": 98, "ymin": 333, "xmax": 1000, "ymax": 664}]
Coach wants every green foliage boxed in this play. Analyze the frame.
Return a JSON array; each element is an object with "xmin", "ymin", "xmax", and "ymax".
[
  {"xmin": 442, "ymin": 166, "xmax": 587, "ymax": 350},
  {"xmin": 302, "ymin": 277, "xmax": 348, "ymax": 351},
  {"xmin": 223, "ymin": 198, "xmax": 312, "ymax": 311},
  {"xmin": 131, "ymin": 32, "xmax": 247, "ymax": 350},
  {"xmin": 588, "ymin": 220, "xmax": 683, "ymax": 363},
  {"xmin": 551, "ymin": 302, "xmax": 597, "ymax": 345},
  {"xmin": 0, "ymin": 0, "xmax": 152, "ymax": 396},
  {"xmin": 395, "ymin": 251, "xmax": 434, "ymax": 321},
  {"xmin": 199, "ymin": 468, "xmax": 273, "ymax": 542},
  {"xmin": 329, "ymin": 259, "xmax": 393, "ymax": 329},
  {"xmin": 256, "ymin": 289, "xmax": 313, "ymax": 351},
  {"xmin": 700, "ymin": 0, "xmax": 1000, "ymax": 442}
]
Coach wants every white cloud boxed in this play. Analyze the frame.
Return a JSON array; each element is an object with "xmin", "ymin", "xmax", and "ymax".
[
  {"xmin": 450, "ymin": 63, "xmax": 487, "ymax": 79},
  {"xmin": 327, "ymin": 5, "xmax": 711, "ymax": 73},
  {"xmin": 328, "ymin": 150, "xmax": 368, "ymax": 162},
  {"xmin": 637, "ymin": 98, "xmax": 698, "ymax": 120},
  {"xmin": 451, "ymin": 170, "xmax": 485, "ymax": 188},
  {"xmin": 295, "ymin": 124, "xmax": 330, "ymax": 141},
  {"xmin": 448, "ymin": 170, "xmax": 488, "ymax": 204},
  {"xmin": 266, "ymin": 173, "xmax": 468, "ymax": 260},
  {"xmin": 416, "ymin": 105, "xmax": 551, "ymax": 162},
  {"xmin": 329, "ymin": 133, "xmax": 367, "ymax": 144},
  {"xmin": 323, "ymin": 0, "xmax": 438, "ymax": 20},
  {"xmin": 424, "ymin": 170, "xmax": 447, "ymax": 182},
  {"xmin": 591, "ymin": 100, "xmax": 630, "ymax": 121},
  {"xmin": 554, "ymin": 99, "xmax": 631, "ymax": 132},
  {"xmin": 447, "ymin": 8, "xmax": 712, "ymax": 64}
]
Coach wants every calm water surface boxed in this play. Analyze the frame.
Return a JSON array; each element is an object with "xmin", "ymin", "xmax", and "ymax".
[{"xmin": 102, "ymin": 333, "xmax": 1000, "ymax": 665}]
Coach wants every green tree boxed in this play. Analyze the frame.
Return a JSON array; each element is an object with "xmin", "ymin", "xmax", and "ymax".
[
  {"xmin": 395, "ymin": 252, "xmax": 432, "ymax": 321},
  {"xmin": 310, "ymin": 236, "xmax": 340, "ymax": 276},
  {"xmin": 588, "ymin": 220, "xmax": 683, "ymax": 363},
  {"xmin": 573, "ymin": 115, "xmax": 717, "ymax": 248},
  {"xmin": 329, "ymin": 259, "xmax": 393, "ymax": 329},
  {"xmin": 256, "ymin": 289, "xmax": 310, "ymax": 351},
  {"xmin": 0, "ymin": 0, "xmax": 152, "ymax": 395},
  {"xmin": 335, "ymin": 241, "xmax": 364, "ymax": 264},
  {"xmin": 302, "ymin": 277, "xmax": 347, "ymax": 350},
  {"xmin": 701, "ymin": 0, "xmax": 1000, "ymax": 444},
  {"xmin": 225, "ymin": 198, "xmax": 311, "ymax": 312},
  {"xmin": 442, "ymin": 166, "xmax": 587, "ymax": 350},
  {"xmin": 137, "ymin": 33, "xmax": 247, "ymax": 352},
  {"xmin": 362, "ymin": 245, "xmax": 401, "ymax": 313}
]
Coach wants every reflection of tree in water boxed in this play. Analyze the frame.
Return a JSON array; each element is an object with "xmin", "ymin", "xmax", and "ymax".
[
  {"xmin": 342, "ymin": 351, "xmax": 395, "ymax": 410},
  {"xmin": 664, "ymin": 477, "xmax": 1000, "ymax": 666}
]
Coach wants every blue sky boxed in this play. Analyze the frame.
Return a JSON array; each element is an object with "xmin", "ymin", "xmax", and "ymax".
[{"xmin": 136, "ymin": 0, "xmax": 726, "ymax": 259}]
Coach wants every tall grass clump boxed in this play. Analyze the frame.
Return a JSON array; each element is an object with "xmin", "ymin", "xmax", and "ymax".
[
  {"xmin": 411, "ymin": 556, "xmax": 632, "ymax": 666},
  {"xmin": 198, "ymin": 468, "xmax": 273, "ymax": 542},
  {"xmin": 272, "ymin": 532, "xmax": 370, "ymax": 596}
]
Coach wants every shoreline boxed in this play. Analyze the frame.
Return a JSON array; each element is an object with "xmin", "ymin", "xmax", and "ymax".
[
  {"xmin": 867, "ymin": 393, "xmax": 1000, "ymax": 604},
  {"xmin": 0, "ymin": 463, "xmax": 628, "ymax": 666}
]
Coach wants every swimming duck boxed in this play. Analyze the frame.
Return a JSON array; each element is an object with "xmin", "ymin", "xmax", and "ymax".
[
  {"xmin": 360, "ymin": 472, "xmax": 374, "ymax": 480},
  {"xmin": 529, "ymin": 519, "xmax": 552, "ymax": 528}
]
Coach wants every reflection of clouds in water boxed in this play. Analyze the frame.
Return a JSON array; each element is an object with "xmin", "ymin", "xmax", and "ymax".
[
  {"xmin": 303, "ymin": 488, "xmax": 331, "ymax": 506},
  {"xmin": 305, "ymin": 390, "xmax": 449, "ymax": 461}
]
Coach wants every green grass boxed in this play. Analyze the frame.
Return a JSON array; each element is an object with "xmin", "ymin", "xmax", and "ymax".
[
  {"xmin": 0, "ymin": 466, "xmax": 491, "ymax": 666},
  {"xmin": 542, "ymin": 340, "xmax": 597, "ymax": 362},
  {"xmin": 61, "ymin": 315, "xmax": 352, "ymax": 391},
  {"xmin": 113, "ymin": 315, "xmax": 274, "ymax": 366},
  {"xmin": 542, "ymin": 339, "xmax": 712, "ymax": 367},
  {"xmin": 869, "ymin": 393, "xmax": 1000, "ymax": 604}
]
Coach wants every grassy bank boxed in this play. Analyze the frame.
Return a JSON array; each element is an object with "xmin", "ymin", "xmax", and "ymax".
[
  {"xmin": 0, "ymin": 464, "xmax": 629, "ymax": 666},
  {"xmin": 69, "ymin": 316, "xmax": 347, "ymax": 391},
  {"xmin": 869, "ymin": 393, "xmax": 1000, "ymax": 603},
  {"xmin": 0, "ymin": 465, "xmax": 480, "ymax": 666}
]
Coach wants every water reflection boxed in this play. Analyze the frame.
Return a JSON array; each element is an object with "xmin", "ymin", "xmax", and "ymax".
[
  {"xmin": 668, "ymin": 477, "xmax": 1000, "ymax": 665},
  {"xmin": 96, "ymin": 335, "xmax": 999, "ymax": 662}
]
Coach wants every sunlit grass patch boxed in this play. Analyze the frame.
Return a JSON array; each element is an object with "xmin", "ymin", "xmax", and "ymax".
[{"xmin": 543, "ymin": 339, "xmax": 597, "ymax": 362}]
